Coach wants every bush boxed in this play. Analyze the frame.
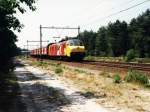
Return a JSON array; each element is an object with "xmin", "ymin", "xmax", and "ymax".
[
  {"xmin": 113, "ymin": 74, "xmax": 121, "ymax": 83},
  {"xmin": 125, "ymin": 49, "xmax": 136, "ymax": 62},
  {"xmin": 55, "ymin": 67, "xmax": 63, "ymax": 74},
  {"xmin": 124, "ymin": 70, "xmax": 149, "ymax": 85},
  {"xmin": 124, "ymin": 70, "xmax": 136, "ymax": 82}
]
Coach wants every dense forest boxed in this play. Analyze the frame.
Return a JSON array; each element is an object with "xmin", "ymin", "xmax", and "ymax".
[{"xmin": 79, "ymin": 9, "xmax": 150, "ymax": 58}]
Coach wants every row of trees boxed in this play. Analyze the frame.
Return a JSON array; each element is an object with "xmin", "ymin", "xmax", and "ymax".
[
  {"xmin": 79, "ymin": 9, "xmax": 150, "ymax": 58},
  {"xmin": 0, "ymin": 0, "xmax": 36, "ymax": 73}
]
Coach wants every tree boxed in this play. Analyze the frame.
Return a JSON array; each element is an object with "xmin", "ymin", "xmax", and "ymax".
[
  {"xmin": 0, "ymin": 0, "xmax": 36, "ymax": 72},
  {"xmin": 78, "ymin": 9, "xmax": 150, "ymax": 58},
  {"xmin": 79, "ymin": 30, "xmax": 97, "ymax": 55},
  {"xmin": 95, "ymin": 27, "xmax": 108, "ymax": 56},
  {"xmin": 107, "ymin": 20, "xmax": 130, "ymax": 56},
  {"xmin": 129, "ymin": 9, "xmax": 150, "ymax": 58}
]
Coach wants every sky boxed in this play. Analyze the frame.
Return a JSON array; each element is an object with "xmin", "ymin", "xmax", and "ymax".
[{"xmin": 16, "ymin": 0, "xmax": 150, "ymax": 49}]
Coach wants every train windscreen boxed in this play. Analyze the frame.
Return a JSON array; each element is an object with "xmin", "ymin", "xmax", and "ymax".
[{"xmin": 67, "ymin": 39, "xmax": 83, "ymax": 46}]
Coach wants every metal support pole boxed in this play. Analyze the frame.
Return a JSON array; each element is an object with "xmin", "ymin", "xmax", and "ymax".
[
  {"xmin": 27, "ymin": 40, "xmax": 29, "ymax": 58},
  {"xmin": 23, "ymin": 45, "xmax": 26, "ymax": 57},
  {"xmin": 38, "ymin": 25, "xmax": 79, "ymax": 61},
  {"xmin": 40, "ymin": 26, "xmax": 80, "ymax": 40},
  {"xmin": 40, "ymin": 25, "xmax": 42, "ymax": 61},
  {"xmin": 78, "ymin": 26, "xmax": 80, "ymax": 38}
]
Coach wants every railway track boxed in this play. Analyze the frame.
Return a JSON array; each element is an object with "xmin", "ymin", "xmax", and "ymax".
[
  {"xmin": 30, "ymin": 57, "xmax": 150, "ymax": 75},
  {"xmin": 56, "ymin": 60, "xmax": 150, "ymax": 76},
  {"xmin": 82, "ymin": 61, "xmax": 150, "ymax": 72}
]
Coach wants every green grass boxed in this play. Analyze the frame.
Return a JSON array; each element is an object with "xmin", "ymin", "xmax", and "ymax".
[
  {"xmin": 124, "ymin": 70, "xmax": 149, "ymax": 86},
  {"xmin": 84, "ymin": 56, "xmax": 95, "ymax": 61},
  {"xmin": 74, "ymin": 68, "xmax": 86, "ymax": 73},
  {"xmin": 84, "ymin": 56, "xmax": 150, "ymax": 63},
  {"xmin": 113, "ymin": 73, "xmax": 121, "ymax": 83},
  {"xmin": 55, "ymin": 67, "xmax": 63, "ymax": 74},
  {"xmin": 84, "ymin": 56, "xmax": 124, "ymax": 62}
]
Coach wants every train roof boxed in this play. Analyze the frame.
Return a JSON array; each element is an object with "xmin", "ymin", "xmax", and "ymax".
[
  {"xmin": 46, "ymin": 37, "xmax": 80, "ymax": 47},
  {"xmin": 59, "ymin": 37, "xmax": 78, "ymax": 43}
]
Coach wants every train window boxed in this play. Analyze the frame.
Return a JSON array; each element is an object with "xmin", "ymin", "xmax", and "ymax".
[{"xmin": 67, "ymin": 39, "xmax": 83, "ymax": 46}]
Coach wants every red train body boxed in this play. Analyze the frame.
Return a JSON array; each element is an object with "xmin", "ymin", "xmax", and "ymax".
[{"xmin": 30, "ymin": 38, "xmax": 85, "ymax": 60}]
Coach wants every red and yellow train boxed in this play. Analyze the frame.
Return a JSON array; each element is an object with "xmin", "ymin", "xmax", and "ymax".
[{"xmin": 30, "ymin": 38, "xmax": 85, "ymax": 60}]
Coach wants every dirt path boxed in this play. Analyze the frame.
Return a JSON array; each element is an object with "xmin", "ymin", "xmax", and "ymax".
[{"xmin": 14, "ymin": 61, "xmax": 108, "ymax": 112}]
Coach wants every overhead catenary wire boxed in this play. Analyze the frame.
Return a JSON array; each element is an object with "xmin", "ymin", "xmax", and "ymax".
[
  {"xmin": 80, "ymin": 0, "xmax": 137, "ymax": 26},
  {"xmin": 70, "ymin": 0, "xmax": 136, "ymax": 26},
  {"xmin": 69, "ymin": 0, "xmax": 105, "ymax": 26},
  {"xmin": 110, "ymin": 0, "xmax": 137, "ymax": 11},
  {"xmin": 81, "ymin": 0, "xmax": 150, "ymax": 28}
]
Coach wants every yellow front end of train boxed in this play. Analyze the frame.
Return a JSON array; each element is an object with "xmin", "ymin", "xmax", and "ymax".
[{"xmin": 65, "ymin": 39, "xmax": 85, "ymax": 60}]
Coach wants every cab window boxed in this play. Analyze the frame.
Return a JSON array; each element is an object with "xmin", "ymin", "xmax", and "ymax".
[{"xmin": 67, "ymin": 39, "xmax": 83, "ymax": 46}]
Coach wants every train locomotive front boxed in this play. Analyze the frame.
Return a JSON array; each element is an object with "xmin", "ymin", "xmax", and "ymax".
[{"xmin": 65, "ymin": 39, "xmax": 85, "ymax": 60}]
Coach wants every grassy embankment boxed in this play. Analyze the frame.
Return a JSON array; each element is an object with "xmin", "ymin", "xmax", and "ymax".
[{"xmin": 25, "ymin": 57, "xmax": 150, "ymax": 112}]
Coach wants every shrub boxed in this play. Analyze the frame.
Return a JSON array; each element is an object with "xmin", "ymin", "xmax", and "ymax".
[
  {"xmin": 124, "ymin": 70, "xmax": 136, "ymax": 82},
  {"xmin": 124, "ymin": 70, "xmax": 149, "ymax": 85},
  {"xmin": 125, "ymin": 49, "xmax": 136, "ymax": 62},
  {"xmin": 113, "ymin": 74, "xmax": 121, "ymax": 83},
  {"xmin": 136, "ymin": 73, "xmax": 149, "ymax": 84},
  {"xmin": 55, "ymin": 67, "xmax": 63, "ymax": 74}
]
